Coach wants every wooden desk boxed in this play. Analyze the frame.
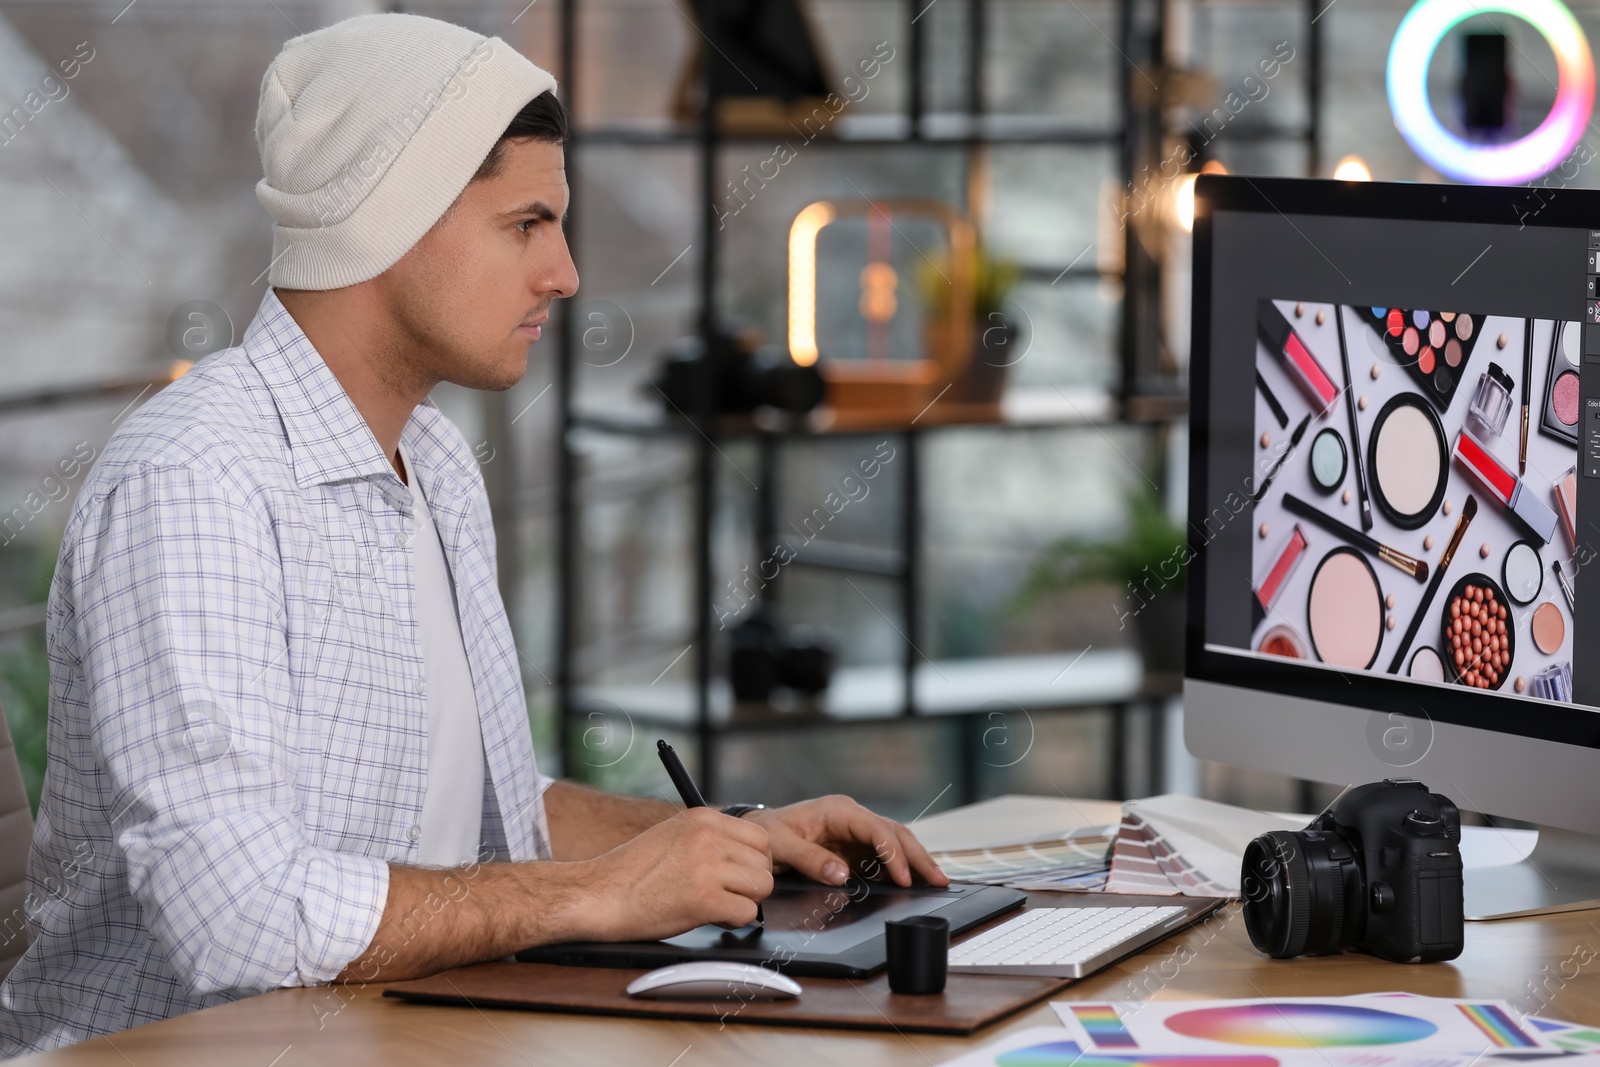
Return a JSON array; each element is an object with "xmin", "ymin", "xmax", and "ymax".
[{"xmin": 17, "ymin": 900, "xmax": 1600, "ymax": 1066}]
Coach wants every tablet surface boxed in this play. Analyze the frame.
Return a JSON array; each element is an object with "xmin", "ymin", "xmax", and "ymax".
[{"xmin": 515, "ymin": 877, "xmax": 1026, "ymax": 978}]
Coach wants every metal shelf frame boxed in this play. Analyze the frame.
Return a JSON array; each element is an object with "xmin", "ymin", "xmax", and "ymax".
[{"xmin": 551, "ymin": 0, "xmax": 1325, "ymax": 803}]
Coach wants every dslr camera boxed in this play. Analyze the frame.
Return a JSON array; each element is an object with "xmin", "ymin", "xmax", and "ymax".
[{"xmin": 1241, "ymin": 778, "xmax": 1464, "ymax": 963}]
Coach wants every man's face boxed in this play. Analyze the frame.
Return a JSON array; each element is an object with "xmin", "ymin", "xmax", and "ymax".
[{"xmin": 377, "ymin": 137, "xmax": 577, "ymax": 391}]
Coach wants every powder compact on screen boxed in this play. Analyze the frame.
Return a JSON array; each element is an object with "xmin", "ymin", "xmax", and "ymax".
[
  {"xmin": 1503, "ymin": 541, "xmax": 1544, "ymax": 606},
  {"xmin": 1307, "ymin": 547, "xmax": 1385, "ymax": 670},
  {"xmin": 1540, "ymin": 321, "xmax": 1582, "ymax": 446},
  {"xmin": 1309, "ymin": 428, "xmax": 1347, "ymax": 493},
  {"xmin": 1407, "ymin": 646, "xmax": 1446, "ymax": 682},
  {"xmin": 1532, "ymin": 601, "xmax": 1567, "ymax": 655},
  {"xmin": 1367, "ymin": 393, "xmax": 1448, "ymax": 529}
]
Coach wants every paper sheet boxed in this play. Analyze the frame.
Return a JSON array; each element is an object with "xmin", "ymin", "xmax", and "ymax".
[
  {"xmin": 1529, "ymin": 1015, "xmax": 1600, "ymax": 1053},
  {"xmin": 936, "ymin": 1026, "xmax": 1566, "ymax": 1067},
  {"xmin": 1049, "ymin": 997, "xmax": 1556, "ymax": 1056}
]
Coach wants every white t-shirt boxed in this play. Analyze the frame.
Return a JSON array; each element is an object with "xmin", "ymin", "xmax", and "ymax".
[{"xmin": 398, "ymin": 442, "xmax": 485, "ymax": 866}]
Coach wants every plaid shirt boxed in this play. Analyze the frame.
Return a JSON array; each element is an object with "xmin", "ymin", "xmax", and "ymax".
[{"xmin": 0, "ymin": 290, "xmax": 553, "ymax": 1055}]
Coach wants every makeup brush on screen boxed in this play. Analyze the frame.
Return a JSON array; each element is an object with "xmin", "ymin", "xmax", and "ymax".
[
  {"xmin": 1333, "ymin": 305, "xmax": 1374, "ymax": 531},
  {"xmin": 1554, "ymin": 559, "xmax": 1576, "ymax": 612},
  {"xmin": 1520, "ymin": 317, "xmax": 1533, "ymax": 476},
  {"xmin": 1282, "ymin": 494, "xmax": 1428, "ymax": 583},
  {"xmin": 1387, "ymin": 494, "xmax": 1478, "ymax": 674}
]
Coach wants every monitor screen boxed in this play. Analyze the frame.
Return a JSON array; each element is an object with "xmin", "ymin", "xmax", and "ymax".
[{"xmin": 1188, "ymin": 177, "xmax": 1600, "ymax": 750}]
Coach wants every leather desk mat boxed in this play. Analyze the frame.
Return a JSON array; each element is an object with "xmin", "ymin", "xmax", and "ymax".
[{"xmin": 381, "ymin": 894, "xmax": 1218, "ymax": 1035}]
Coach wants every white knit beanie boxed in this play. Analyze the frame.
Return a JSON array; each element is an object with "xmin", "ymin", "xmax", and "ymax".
[{"xmin": 255, "ymin": 13, "xmax": 557, "ymax": 290}]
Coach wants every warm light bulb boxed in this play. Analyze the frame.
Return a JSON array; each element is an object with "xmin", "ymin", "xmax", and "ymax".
[
  {"xmin": 1333, "ymin": 155, "xmax": 1373, "ymax": 182},
  {"xmin": 787, "ymin": 201, "xmax": 836, "ymax": 366},
  {"xmin": 1174, "ymin": 174, "xmax": 1198, "ymax": 233},
  {"xmin": 1200, "ymin": 160, "xmax": 1228, "ymax": 175}
]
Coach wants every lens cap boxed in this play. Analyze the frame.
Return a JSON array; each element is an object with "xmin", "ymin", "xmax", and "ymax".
[{"xmin": 886, "ymin": 915, "xmax": 949, "ymax": 995}]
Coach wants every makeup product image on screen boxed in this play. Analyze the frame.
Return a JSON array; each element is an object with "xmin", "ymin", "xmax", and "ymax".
[
  {"xmin": 1253, "ymin": 524, "xmax": 1309, "ymax": 629},
  {"xmin": 1367, "ymin": 393, "xmax": 1448, "ymax": 529},
  {"xmin": 1554, "ymin": 559, "xmax": 1576, "ymax": 613},
  {"xmin": 1388, "ymin": 494, "xmax": 1477, "ymax": 675},
  {"xmin": 1520, "ymin": 318, "xmax": 1534, "ymax": 476},
  {"xmin": 1282, "ymin": 494, "xmax": 1428, "ymax": 582},
  {"xmin": 1467, "ymin": 362, "xmax": 1514, "ymax": 439},
  {"xmin": 1531, "ymin": 662, "xmax": 1573, "ymax": 702},
  {"xmin": 1408, "ymin": 646, "xmax": 1446, "ymax": 682},
  {"xmin": 1309, "ymin": 428, "xmax": 1346, "ymax": 493},
  {"xmin": 1359, "ymin": 307, "xmax": 1482, "ymax": 412},
  {"xmin": 1532, "ymin": 601, "xmax": 1566, "ymax": 655},
  {"xmin": 1257, "ymin": 624, "xmax": 1309, "ymax": 659},
  {"xmin": 1249, "ymin": 414, "xmax": 1311, "ymax": 504},
  {"xmin": 1442, "ymin": 574, "xmax": 1513, "ymax": 690},
  {"xmin": 1452, "ymin": 426, "xmax": 1560, "ymax": 543},
  {"xmin": 1539, "ymin": 321, "xmax": 1582, "ymax": 446},
  {"xmin": 1306, "ymin": 547, "xmax": 1384, "ymax": 670},
  {"xmin": 1258, "ymin": 301, "xmax": 1337, "ymax": 413},
  {"xmin": 1256, "ymin": 371, "xmax": 1288, "ymax": 429},
  {"xmin": 1556, "ymin": 465, "xmax": 1577, "ymax": 546},
  {"xmin": 1502, "ymin": 540, "xmax": 1543, "ymax": 605},
  {"xmin": 1333, "ymin": 305, "xmax": 1374, "ymax": 531}
]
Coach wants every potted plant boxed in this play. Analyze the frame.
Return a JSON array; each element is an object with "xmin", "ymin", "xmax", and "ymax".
[
  {"xmin": 917, "ymin": 246, "xmax": 1022, "ymax": 404},
  {"xmin": 1013, "ymin": 483, "xmax": 1188, "ymax": 675}
]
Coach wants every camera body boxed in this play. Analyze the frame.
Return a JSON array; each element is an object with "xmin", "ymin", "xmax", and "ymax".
[
  {"xmin": 1241, "ymin": 778, "xmax": 1464, "ymax": 964},
  {"xmin": 652, "ymin": 332, "xmax": 825, "ymax": 416}
]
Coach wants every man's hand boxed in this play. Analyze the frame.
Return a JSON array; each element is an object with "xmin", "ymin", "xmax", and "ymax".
[
  {"xmin": 576, "ymin": 807, "xmax": 774, "ymax": 940},
  {"xmin": 334, "ymin": 794, "xmax": 943, "ymax": 985},
  {"xmin": 742, "ymin": 796, "xmax": 948, "ymax": 889}
]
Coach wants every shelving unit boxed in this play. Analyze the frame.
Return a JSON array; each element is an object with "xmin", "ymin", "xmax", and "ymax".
[{"xmin": 550, "ymin": 0, "xmax": 1325, "ymax": 804}]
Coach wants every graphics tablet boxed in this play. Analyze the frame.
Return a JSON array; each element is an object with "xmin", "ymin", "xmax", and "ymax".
[{"xmin": 516, "ymin": 877, "xmax": 1026, "ymax": 978}]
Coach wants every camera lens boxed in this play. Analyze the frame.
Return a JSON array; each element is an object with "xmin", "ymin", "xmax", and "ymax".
[{"xmin": 1241, "ymin": 829, "xmax": 1365, "ymax": 958}]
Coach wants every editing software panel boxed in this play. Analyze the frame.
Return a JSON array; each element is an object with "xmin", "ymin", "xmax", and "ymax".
[{"xmin": 1203, "ymin": 208, "xmax": 1600, "ymax": 711}]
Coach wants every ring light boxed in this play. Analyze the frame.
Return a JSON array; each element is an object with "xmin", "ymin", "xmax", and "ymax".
[{"xmin": 1387, "ymin": 0, "xmax": 1594, "ymax": 184}]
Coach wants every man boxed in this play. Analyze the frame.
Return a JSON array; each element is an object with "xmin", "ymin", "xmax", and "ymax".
[{"xmin": 0, "ymin": 13, "xmax": 944, "ymax": 1055}]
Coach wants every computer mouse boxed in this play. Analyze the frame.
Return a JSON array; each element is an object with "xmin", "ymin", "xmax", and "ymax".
[{"xmin": 624, "ymin": 961, "xmax": 802, "ymax": 1001}]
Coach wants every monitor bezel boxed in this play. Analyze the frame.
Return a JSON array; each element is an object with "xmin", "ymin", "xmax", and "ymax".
[{"xmin": 1187, "ymin": 175, "xmax": 1600, "ymax": 752}]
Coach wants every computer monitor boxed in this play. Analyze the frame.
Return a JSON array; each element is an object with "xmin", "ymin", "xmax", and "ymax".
[{"xmin": 1185, "ymin": 174, "xmax": 1600, "ymax": 919}]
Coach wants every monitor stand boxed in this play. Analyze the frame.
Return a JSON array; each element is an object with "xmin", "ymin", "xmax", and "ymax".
[{"xmin": 1465, "ymin": 825, "xmax": 1600, "ymax": 920}]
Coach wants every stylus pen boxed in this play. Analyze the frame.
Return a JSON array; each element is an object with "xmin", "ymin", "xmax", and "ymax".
[
  {"xmin": 1521, "ymin": 317, "xmax": 1534, "ymax": 477},
  {"xmin": 1333, "ymin": 305, "xmax": 1374, "ymax": 531},
  {"xmin": 1386, "ymin": 495, "xmax": 1478, "ymax": 675},
  {"xmin": 657, "ymin": 739, "xmax": 763, "ymax": 926}
]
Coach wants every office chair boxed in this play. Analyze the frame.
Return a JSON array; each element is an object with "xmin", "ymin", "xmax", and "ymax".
[{"xmin": 0, "ymin": 704, "xmax": 33, "ymax": 980}]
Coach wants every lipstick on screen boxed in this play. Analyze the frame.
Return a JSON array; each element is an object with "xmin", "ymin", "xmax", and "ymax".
[
  {"xmin": 1258, "ymin": 300, "xmax": 1338, "ymax": 413},
  {"xmin": 1253, "ymin": 523, "xmax": 1309, "ymax": 630},
  {"xmin": 1452, "ymin": 427, "xmax": 1559, "ymax": 544}
]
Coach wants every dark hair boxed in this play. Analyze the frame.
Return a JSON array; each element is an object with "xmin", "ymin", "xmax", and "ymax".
[{"xmin": 471, "ymin": 90, "xmax": 569, "ymax": 183}]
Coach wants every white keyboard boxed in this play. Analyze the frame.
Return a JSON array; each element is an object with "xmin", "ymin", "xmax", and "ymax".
[{"xmin": 948, "ymin": 905, "xmax": 1191, "ymax": 978}]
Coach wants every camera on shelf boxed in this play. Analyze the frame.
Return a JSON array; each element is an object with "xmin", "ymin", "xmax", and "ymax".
[
  {"xmin": 1240, "ymin": 778, "xmax": 1464, "ymax": 964},
  {"xmin": 729, "ymin": 617, "xmax": 834, "ymax": 703},
  {"xmin": 650, "ymin": 329, "xmax": 825, "ymax": 416}
]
